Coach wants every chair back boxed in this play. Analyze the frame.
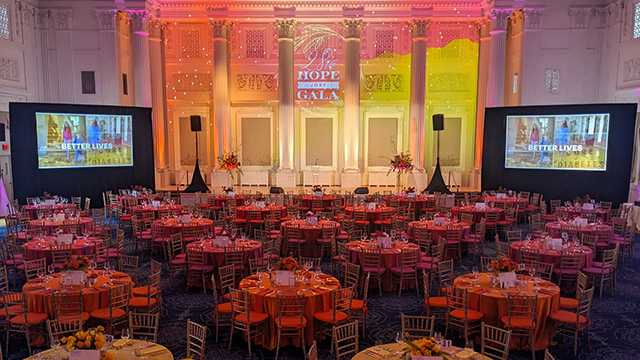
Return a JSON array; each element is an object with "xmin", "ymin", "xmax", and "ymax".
[
  {"xmin": 276, "ymin": 294, "xmax": 305, "ymax": 328},
  {"xmin": 344, "ymin": 262, "xmax": 361, "ymax": 290},
  {"xmin": 47, "ymin": 318, "xmax": 83, "ymax": 346},
  {"xmin": 218, "ymin": 265, "xmax": 235, "ymax": 295},
  {"xmin": 286, "ymin": 224, "xmax": 300, "ymax": 239},
  {"xmin": 186, "ymin": 319, "xmax": 207, "ymax": 360},
  {"xmin": 108, "ymin": 283, "xmax": 131, "ymax": 328},
  {"xmin": 520, "ymin": 248, "xmax": 539, "ymax": 268},
  {"xmin": 532, "ymin": 261, "xmax": 554, "ymax": 281},
  {"xmin": 506, "ymin": 230, "xmax": 522, "ymax": 242},
  {"xmin": 360, "ymin": 248, "xmax": 381, "ymax": 270},
  {"xmin": 52, "ymin": 291, "xmax": 83, "ymax": 321},
  {"xmin": 300, "ymin": 257, "xmax": 321, "ymax": 270},
  {"xmin": 460, "ymin": 212, "xmax": 474, "ymax": 224},
  {"xmin": 119, "ymin": 255, "xmax": 139, "ymax": 283},
  {"xmin": 50, "ymin": 244, "xmax": 72, "ymax": 267},
  {"xmin": 331, "ymin": 287, "xmax": 353, "ymax": 320},
  {"xmin": 401, "ymin": 314, "xmax": 435, "ymax": 340},
  {"xmin": 576, "ymin": 287, "xmax": 595, "ymax": 327},
  {"xmin": 187, "ymin": 246, "xmax": 205, "ymax": 266},
  {"xmin": 480, "ymin": 256, "xmax": 495, "ymax": 272},
  {"xmin": 559, "ymin": 250, "xmax": 581, "ymax": 272},
  {"xmin": 506, "ymin": 294, "xmax": 537, "ymax": 329},
  {"xmin": 333, "ymin": 320, "xmax": 359, "ymax": 360},
  {"xmin": 437, "ymin": 259, "xmax": 454, "ymax": 288},
  {"xmin": 168, "ymin": 233, "xmax": 184, "ymax": 259},
  {"xmin": 249, "ymin": 257, "xmax": 269, "ymax": 273},
  {"xmin": 580, "ymin": 234, "xmax": 597, "ymax": 250},
  {"xmin": 24, "ymin": 258, "xmax": 46, "ymax": 281},
  {"xmin": 446, "ymin": 287, "xmax": 470, "ymax": 314},
  {"xmin": 399, "ymin": 248, "xmax": 418, "ymax": 272},
  {"xmin": 481, "ymin": 322, "xmax": 512, "ymax": 360},
  {"xmin": 484, "ymin": 211, "xmax": 498, "ymax": 223},
  {"xmin": 129, "ymin": 313, "xmax": 160, "ymax": 341},
  {"xmin": 225, "ymin": 246, "xmax": 245, "ymax": 268}
]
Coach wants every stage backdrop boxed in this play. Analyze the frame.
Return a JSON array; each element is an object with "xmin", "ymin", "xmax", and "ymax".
[
  {"xmin": 10, "ymin": 103, "xmax": 154, "ymax": 207},
  {"xmin": 483, "ymin": 104, "xmax": 637, "ymax": 206}
]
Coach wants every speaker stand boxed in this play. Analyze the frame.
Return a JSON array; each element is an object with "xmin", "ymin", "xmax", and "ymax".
[
  {"xmin": 423, "ymin": 130, "xmax": 452, "ymax": 194},
  {"xmin": 184, "ymin": 131, "xmax": 210, "ymax": 193}
]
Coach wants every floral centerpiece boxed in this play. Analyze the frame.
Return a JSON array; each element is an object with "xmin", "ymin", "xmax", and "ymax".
[
  {"xmin": 404, "ymin": 187, "xmax": 416, "ymax": 194},
  {"xmin": 222, "ymin": 186, "xmax": 234, "ymax": 194},
  {"xmin": 61, "ymin": 326, "xmax": 107, "ymax": 351},
  {"xmin": 62, "ymin": 255, "xmax": 90, "ymax": 271},
  {"xmin": 274, "ymin": 256, "xmax": 301, "ymax": 271},
  {"xmin": 312, "ymin": 185, "xmax": 323, "ymax": 193},
  {"xmin": 404, "ymin": 336, "xmax": 442, "ymax": 358},
  {"xmin": 43, "ymin": 191, "xmax": 54, "ymax": 199},
  {"xmin": 498, "ymin": 186, "xmax": 507, "ymax": 193},
  {"xmin": 387, "ymin": 152, "xmax": 414, "ymax": 178},
  {"xmin": 130, "ymin": 185, "xmax": 144, "ymax": 192},
  {"xmin": 364, "ymin": 195, "xmax": 376, "ymax": 203},
  {"xmin": 490, "ymin": 256, "xmax": 517, "ymax": 275},
  {"xmin": 218, "ymin": 151, "xmax": 243, "ymax": 179},
  {"xmin": 254, "ymin": 192, "xmax": 265, "ymax": 202}
]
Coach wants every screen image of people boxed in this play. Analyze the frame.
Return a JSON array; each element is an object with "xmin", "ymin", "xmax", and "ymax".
[
  {"xmin": 505, "ymin": 114, "xmax": 609, "ymax": 171},
  {"xmin": 36, "ymin": 112, "xmax": 133, "ymax": 169}
]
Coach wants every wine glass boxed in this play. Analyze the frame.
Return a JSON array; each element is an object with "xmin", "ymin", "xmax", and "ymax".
[
  {"xmin": 390, "ymin": 229, "xmax": 396, "ymax": 239},
  {"xmin": 120, "ymin": 328, "xmax": 130, "ymax": 349},
  {"xmin": 529, "ymin": 266, "xmax": 536, "ymax": 278},
  {"xmin": 472, "ymin": 266, "xmax": 479, "ymax": 282},
  {"xmin": 395, "ymin": 331, "xmax": 403, "ymax": 345},
  {"xmin": 231, "ymin": 229, "xmax": 238, "ymax": 239},
  {"xmin": 267, "ymin": 262, "xmax": 273, "ymax": 273},
  {"xmin": 47, "ymin": 264, "xmax": 55, "ymax": 280},
  {"xmin": 465, "ymin": 340, "xmax": 475, "ymax": 352},
  {"xmin": 304, "ymin": 261, "xmax": 311, "ymax": 272}
]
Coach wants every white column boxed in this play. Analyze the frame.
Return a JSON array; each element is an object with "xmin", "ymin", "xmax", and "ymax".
[
  {"xmin": 148, "ymin": 18, "xmax": 170, "ymax": 187},
  {"xmin": 128, "ymin": 10, "xmax": 152, "ymax": 107},
  {"xmin": 95, "ymin": 10, "xmax": 119, "ymax": 105},
  {"xmin": 407, "ymin": 19, "xmax": 431, "ymax": 189},
  {"xmin": 275, "ymin": 19, "xmax": 298, "ymax": 189},
  {"xmin": 521, "ymin": 8, "xmax": 544, "ymax": 105},
  {"xmin": 487, "ymin": 9, "xmax": 511, "ymax": 107},
  {"xmin": 211, "ymin": 20, "xmax": 234, "ymax": 186},
  {"xmin": 341, "ymin": 19, "xmax": 363, "ymax": 188},
  {"xmin": 473, "ymin": 18, "xmax": 492, "ymax": 189},
  {"xmin": 52, "ymin": 10, "xmax": 73, "ymax": 102}
]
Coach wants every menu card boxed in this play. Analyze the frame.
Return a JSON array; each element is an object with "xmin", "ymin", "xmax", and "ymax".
[
  {"xmin": 276, "ymin": 270, "xmax": 295, "ymax": 286},
  {"xmin": 475, "ymin": 202, "xmax": 486, "ymax": 211},
  {"xmin": 499, "ymin": 271, "xmax": 516, "ymax": 288},
  {"xmin": 433, "ymin": 216, "xmax": 446, "ymax": 227},
  {"xmin": 377, "ymin": 235, "xmax": 392, "ymax": 249},
  {"xmin": 583, "ymin": 203, "xmax": 594, "ymax": 210},
  {"xmin": 57, "ymin": 233, "xmax": 73, "ymax": 245},
  {"xmin": 215, "ymin": 236, "xmax": 230, "ymax": 247},
  {"xmin": 305, "ymin": 216, "xmax": 319, "ymax": 226}
]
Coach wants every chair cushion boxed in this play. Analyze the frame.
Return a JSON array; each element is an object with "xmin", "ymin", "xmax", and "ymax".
[
  {"xmin": 235, "ymin": 312, "xmax": 269, "ymax": 324},
  {"xmin": 189, "ymin": 264, "xmax": 214, "ymax": 271},
  {"xmin": 216, "ymin": 302, "xmax": 232, "ymax": 314},
  {"xmin": 9, "ymin": 312, "xmax": 48, "ymax": 325},
  {"xmin": 449, "ymin": 309, "xmax": 483, "ymax": 321},
  {"xmin": 425, "ymin": 296, "xmax": 447, "ymax": 308},
  {"xmin": 90, "ymin": 308, "xmax": 127, "ymax": 320},
  {"xmin": 351, "ymin": 299, "xmax": 365, "ymax": 310},
  {"xmin": 313, "ymin": 310, "xmax": 349, "ymax": 323},
  {"xmin": 129, "ymin": 297, "xmax": 157, "ymax": 307},
  {"xmin": 316, "ymin": 238, "xmax": 333, "ymax": 244},
  {"xmin": 582, "ymin": 267, "xmax": 611, "ymax": 275},
  {"xmin": 171, "ymin": 258, "xmax": 188, "ymax": 265},
  {"xmin": 560, "ymin": 297, "xmax": 578, "ymax": 309},
  {"xmin": 500, "ymin": 316, "xmax": 535, "ymax": 329},
  {"xmin": 287, "ymin": 238, "xmax": 307, "ymax": 244},
  {"xmin": 363, "ymin": 266, "xmax": 386, "ymax": 274},
  {"xmin": 417, "ymin": 262, "xmax": 437, "ymax": 271},
  {"xmin": 0, "ymin": 304, "xmax": 24, "ymax": 318},
  {"xmin": 553, "ymin": 268, "xmax": 578, "ymax": 275},
  {"xmin": 275, "ymin": 316, "xmax": 308, "ymax": 328},
  {"xmin": 550, "ymin": 310, "xmax": 587, "ymax": 324},
  {"xmin": 175, "ymin": 253, "xmax": 187, "ymax": 259},
  {"xmin": 132, "ymin": 286, "xmax": 158, "ymax": 297},
  {"xmin": 390, "ymin": 266, "xmax": 416, "ymax": 274},
  {"xmin": 59, "ymin": 312, "xmax": 91, "ymax": 323}
]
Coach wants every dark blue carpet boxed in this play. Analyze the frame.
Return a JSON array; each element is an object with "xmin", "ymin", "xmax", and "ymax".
[{"xmin": 9, "ymin": 224, "xmax": 640, "ymax": 360}]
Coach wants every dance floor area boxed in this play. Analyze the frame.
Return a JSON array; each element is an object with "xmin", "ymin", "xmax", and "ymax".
[{"xmin": 6, "ymin": 222, "xmax": 640, "ymax": 360}]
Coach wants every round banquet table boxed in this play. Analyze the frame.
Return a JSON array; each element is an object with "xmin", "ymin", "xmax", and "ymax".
[
  {"xmin": 555, "ymin": 206, "xmax": 609, "ymax": 221},
  {"xmin": 22, "ymin": 270, "xmax": 133, "ymax": 318},
  {"xmin": 352, "ymin": 342, "xmax": 491, "ymax": 360},
  {"xmin": 544, "ymin": 221, "xmax": 612, "ymax": 238},
  {"xmin": 282, "ymin": 220, "xmax": 341, "ymax": 257},
  {"xmin": 485, "ymin": 195, "xmax": 529, "ymax": 208},
  {"xmin": 152, "ymin": 218, "xmax": 214, "ymax": 237},
  {"xmin": 450, "ymin": 206, "xmax": 505, "ymax": 223},
  {"xmin": 186, "ymin": 239, "xmax": 263, "ymax": 267},
  {"xmin": 405, "ymin": 221, "xmax": 471, "ymax": 243},
  {"xmin": 346, "ymin": 240, "xmax": 419, "ymax": 291},
  {"xmin": 236, "ymin": 205, "xmax": 287, "ymax": 220},
  {"xmin": 118, "ymin": 194, "xmax": 160, "ymax": 206},
  {"xmin": 131, "ymin": 204, "xmax": 183, "ymax": 219},
  {"xmin": 25, "ymin": 340, "xmax": 173, "ymax": 360},
  {"xmin": 509, "ymin": 241, "xmax": 593, "ymax": 269},
  {"xmin": 22, "ymin": 236, "xmax": 99, "ymax": 264},
  {"xmin": 29, "ymin": 217, "xmax": 93, "ymax": 236},
  {"xmin": 238, "ymin": 272, "xmax": 341, "ymax": 350},
  {"xmin": 214, "ymin": 195, "xmax": 249, "ymax": 208},
  {"xmin": 452, "ymin": 273, "xmax": 560, "ymax": 350},
  {"xmin": 22, "ymin": 204, "xmax": 77, "ymax": 219},
  {"xmin": 344, "ymin": 205, "xmax": 395, "ymax": 222},
  {"xmin": 294, "ymin": 194, "xmax": 343, "ymax": 210},
  {"xmin": 384, "ymin": 196, "xmax": 432, "ymax": 220}
]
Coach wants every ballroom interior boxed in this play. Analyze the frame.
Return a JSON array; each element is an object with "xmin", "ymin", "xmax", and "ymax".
[{"xmin": 1, "ymin": 0, "xmax": 640, "ymax": 360}]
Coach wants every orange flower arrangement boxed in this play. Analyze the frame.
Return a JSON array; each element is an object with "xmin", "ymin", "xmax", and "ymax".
[
  {"xmin": 274, "ymin": 257, "xmax": 301, "ymax": 271},
  {"xmin": 404, "ymin": 335, "xmax": 442, "ymax": 356},
  {"xmin": 62, "ymin": 255, "xmax": 90, "ymax": 271},
  {"xmin": 61, "ymin": 325, "xmax": 106, "ymax": 350},
  {"xmin": 218, "ymin": 151, "xmax": 243, "ymax": 179},
  {"xmin": 490, "ymin": 255, "xmax": 518, "ymax": 273}
]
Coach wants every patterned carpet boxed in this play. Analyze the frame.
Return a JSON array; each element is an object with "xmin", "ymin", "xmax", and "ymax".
[{"xmin": 7, "ymin": 225, "xmax": 640, "ymax": 360}]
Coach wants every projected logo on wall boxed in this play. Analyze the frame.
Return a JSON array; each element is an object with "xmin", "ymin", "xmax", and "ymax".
[
  {"xmin": 294, "ymin": 25, "xmax": 344, "ymax": 109},
  {"xmin": 36, "ymin": 112, "xmax": 133, "ymax": 169},
  {"xmin": 504, "ymin": 114, "xmax": 609, "ymax": 171}
]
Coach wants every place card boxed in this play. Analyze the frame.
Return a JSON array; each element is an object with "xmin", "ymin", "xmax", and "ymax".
[
  {"xmin": 275, "ymin": 271, "xmax": 295, "ymax": 286},
  {"xmin": 433, "ymin": 216, "xmax": 446, "ymax": 227}
]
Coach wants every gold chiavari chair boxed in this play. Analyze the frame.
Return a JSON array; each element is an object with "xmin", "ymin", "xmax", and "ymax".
[
  {"xmin": 315, "ymin": 287, "xmax": 353, "ymax": 353},
  {"xmin": 360, "ymin": 248, "xmax": 385, "ymax": 296},
  {"xmin": 228, "ymin": 289, "xmax": 268, "ymax": 356},
  {"xmin": 89, "ymin": 282, "xmax": 130, "ymax": 335},
  {"xmin": 531, "ymin": 261, "xmax": 554, "ymax": 282},
  {"xmin": 502, "ymin": 293, "xmax": 537, "ymax": 359},
  {"xmin": 51, "ymin": 244, "xmax": 72, "ymax": 270},
  {"xmin": 350, "ymin": 272, "xmax": 369, "ymax": 336},
  {"xmin": 391, "ymin": 248, "xmax": 419, "ymax": 296},
  {"xmin": 52, "ymin": 290, "xmax": 89, "ymax": 324},
  {"xmin": 187, "ymin": 319, "xmax": 207, "ymax": 360},
  {"xmin": 333, "ymin": 320, "xmax": 359, "ymax": 360},
  {"xmin": 129, "ymin": 271, "xmax": 161, "ymax": 313},
  {"xmin": 401, "ymin": 314, "xmax": 435, "ymax": 340},
  {"xmin": 129, "ymin": 312, "xmax": 160, "ymax": 341},
  {"xmin": 23, "ymin": 258, "xmax": 46, "ymax": 281},
  {"xmin": 445, "ymin": 287, "xmax": 483, "ymax": 344},
  {"xmin": 275, "ymin": 294, "xmax": 306, "ymax": 359},
  {"xmin": 186, "ymin": 246, "xmax": 214, "ymax": 294},
  {"xmin": 210, "ymin": 274, "xmax": 233, "ymax": 342},
  {"xmin": 550, "ymin": 287, "xmax": 595, "ymax": 355},
  {"xmin": 118, "ymin": 254, "xmax": 139, "ymax": 285},
  {"xmin": 248, "ymin": 257, "xmax": 270, "ymax": 274},
  {"xmin": 481, "ymin": 322, "xmax": 512, "ymax": 360}
]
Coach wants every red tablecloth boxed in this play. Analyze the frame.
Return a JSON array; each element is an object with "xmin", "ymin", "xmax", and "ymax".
[
  {"xmin": 346, "ymin": 240, "xmax": 419, "ymax": 291},
  {"xmin": 29, "ymin": 218, "xmax": 93, "ymax": 236},
  {"xmin": 294, "ymin": 195, "xmax": 343, "ymax": 210},
  {"xmin": 544, "ymin": 222, "xmax": 612, "ymax": 238},
  {"xmin": 344, "ymin": 206, "xmax": 395, "ymax": 222},
  {"xmin": 509, "ymin": 241, "xmax": 593, "ymax": 269},
  {"xmin": 23, "ymin": 204, "xmax": 77, "ymax": 220},
  {"xmin": 22, "ymin": 237, "xmax": 98, "ymax": 264},
  {"xmin": 212, "ymin": 195, "xmax": 249, "ymax": 208},
  {"xmin": 153, "ymin": 218, "xmax": 214, "ymax": 237},
  {"xmin": 186, "ymin": 239, "xmax": 263, "ymax": 267},
  {"xmin": 119, "ymin": 194, "xmax": 161, "ymax": 207},
  {"xmin": 451, "ymin": 206, "xmax": 505, "ymax": 223},
  {"xmin": 132, "ymin": 204, "xmax": 182, "ymax": 219},
  {"xmin": 236, "ymin": 205, "xmax": 287, "ymax": 220},
  {"xmin": 384, "ymin": 196, "xmax": 434, "ymax": 220},
  {"xmin": 281, "ymin": 220, "xmax": 341, "ymax": 257},
  {"xmin": 405, "ymin": 221, "xmax": 471, "ymax": 243},
  {"xmin": 485, "ymin": 196, "xmax": 529, "ymax": 208},
  {"xmin": 555, "ymin": 206, "xmax": 609, "ymax": 221}
]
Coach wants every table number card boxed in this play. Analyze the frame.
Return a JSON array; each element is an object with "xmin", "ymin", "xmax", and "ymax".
[
  {"xmin": 496, "ymin": 193, "xmax": 507, "ymax": 199},
  {"xmin": 276, "ymin": 271, "xmax": 295, "ymax": 286},
  {"xmin": 437, "ymin": 339, "xmax": 452, "ymax": 350},
  {"xmin": 305, "ymin": 216, "xmax": 318, "ymax": 226},
  {"xmin": 367, "ymin": 202, "xmax": 376, "ymax": 210},
  {"xmin": 228, "ymin": 191, "xmax": 236, "ymax": 197},
  {"xmin": 179, "ymin": 214, "xmax": 192, "ymax": 223},
  {"xmin": 376, "ymin": 236, "xmax": 391, "ymax": 249},
  {"xmin": 407, "ymin": 192, "xmax": 415, "ymax": 198},
  {"xmin": 152, "ymin": 200, "xmax": 160, "ymax": 208}
]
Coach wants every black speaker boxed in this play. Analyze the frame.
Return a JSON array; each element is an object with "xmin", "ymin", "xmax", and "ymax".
[
  {"xmin": 433, "ymin": 114, "xmax": 444, "ymax": 131},
  {"xmin": 190, "ymin": 115, "xmax": 202, "ymax": 132},
  {"xmin": 270, "ymin": 186, "xmax": 284, "ymax": 194},
  {"xmin": 354, "ymin": 187, "xmax": 369, "ymax": 195}
]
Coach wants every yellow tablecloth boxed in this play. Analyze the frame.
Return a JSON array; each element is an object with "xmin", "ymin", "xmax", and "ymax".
[
  {"xmin": 25, "ymin": 340, "xmax": 173, "ymax": 360},
  {"xmin": 352, "ymin": 342, "xmax": 491, "ymax": 360}
]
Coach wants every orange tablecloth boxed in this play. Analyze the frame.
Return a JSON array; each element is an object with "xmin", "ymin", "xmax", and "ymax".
[
  {"xmin": 23, "ymin": 204, "xmax": 77, "ymax": 220},
  {"xmin": 509, "ymin": 241, "xmax": 593, "ymax": 269},
  {"xmin": 346, "ymin": 240, "xmax": 419, "ymax": 291},
  {"xmin": 344, "ymin": 206, "xmax": 395, "ymax": 222},
  {"xmin": 281, "ymin": 220, "xmax": 341, "ymax": 257},
  {"xmin": 29, "ymin": 217, "xmax": 93, "ymax": 236},
  {"xmin": 405, "ymin": 221, "xmax": 471, "ymax": 243},
  {"xmin": 186, "ymin": 239, "xmax": 263, "ymax": 267},
  {"xmin": 22, "ymin": 236, "xmax": 98, "ymax": 264},
  {"xmin": 453, "ymin": 273, "xmax": 560, "ymax": 351},
  {"xmin": 23, "ymin": 270, "xmax": 132, "ymax": 318},
  {"xmin": 153, "ymin": 218, "xmax": 214, "ymax": 237},
  {"xmin": 132, "ymin": 204, "xmax": 182, "ymax": 219},
  {"xmin": 451, "ymin": 206, "xmax": 505, "ymax": 223},
  {"xmin": 236, "ymin": 205, "xmax": 287, "ymax": 220},
  {"xmin": 238, "ymin": 272, "xmax": 341, "ymax": 350}
]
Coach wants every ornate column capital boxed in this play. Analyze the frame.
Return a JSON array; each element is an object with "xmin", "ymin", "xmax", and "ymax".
[
  {"xmin": 127, "ymin": 9, "xmax": 152, "ymax": 34},
  {"xmin": 342, "ymin": 19, "xmax": 363, "ymax": 39},
  {"xmin": 51, "ymin": 9, "xmax": 72, "ymax": 30},
  {"xmin": 149, "ymin": 18, "xmax": 165, "ymax": 39},
  {"xmin": 475, "ymin": 16, "xmax": 492, "ymax": 37},
  {"xmin": 408, "ymin": 19, "xmax": 431, "ymax": 40},
  {"xmin": 489, "ymin": 8, "xmax": 511, "ymax": 32},
  {"xmin": 210, "ymin": 19, "xmax": 233, "ymax": 40},
  {"xmin": 568, "ymin": 7, "xmax": 591, "ymax": 29},
  {"xmin": 275, "ymin": 19, "xmax": 297, "ymax": 39},
  {"xmin": 523, "ymin": 8, "xmax": 544, "ymax": 30},
  {"xmin": 95, "ymin": 9, "xmax": 118, "ymax": 31}
]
